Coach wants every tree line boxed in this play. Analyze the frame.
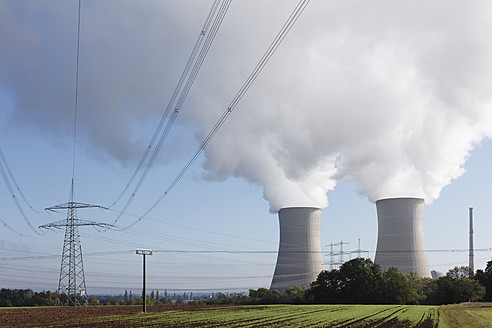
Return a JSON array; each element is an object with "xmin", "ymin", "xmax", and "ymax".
[
  {"xmin": 3, "ymin": 258, "xmax": 492, "ymax": 307},
  {"xmin": 307, "ymin": 258, "xmax": 486, "ymax": 305},
  {"xmin": 200, "ymin": 258, "xmax": 491, "ymax": 306},
  {"xmin": 0, "ymin": 289, "xmax": 57, "ymax": 307}
]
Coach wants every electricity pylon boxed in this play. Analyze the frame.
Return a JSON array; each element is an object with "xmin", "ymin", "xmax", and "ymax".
[
  {"xmin": 40, "ymin": 179, "xmax": 113, "ymax": 306},
  {"xmin": 326, "ymin": 241, "xmax": 350, "ymax": 269},
  {"xmin": 350, "ymin": 238, "xmax": 369, "ymax": 260}
]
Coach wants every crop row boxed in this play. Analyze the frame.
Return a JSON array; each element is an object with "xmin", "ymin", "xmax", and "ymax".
[{"xmin": 34, "ymin": 304, "xmax": 438, "ymax": 328}]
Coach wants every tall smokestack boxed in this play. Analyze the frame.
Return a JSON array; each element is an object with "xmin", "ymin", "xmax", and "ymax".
[
  {"xmin": 469, "ymin": 207, "xmax": 474, "ymax": 276},
  {"xmin": 270, "ymin": 207, "xmax": 324, "ymax": 293},
  {"xmin": 374, "ymin": 198, "xmax": 431, "ymax": 278}
]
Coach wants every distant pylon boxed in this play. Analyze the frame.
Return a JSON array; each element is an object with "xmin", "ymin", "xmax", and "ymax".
[
  {"xmin": 350, "ymin": 238, "xmax": 369, "ymax": 259},
  {"xmin": 40, "ymin": 179, "xmax": 113, "ymax": 306},
  {"xmin": 328, "ymin": 242, "xmax": 335, "ymax": 270},
  {"xmin": 334, "ymin": 240, "xmax": 350, "ymax": 265},
  {"xmin": 326, "ymin": 241, "xmax": 350, "ymax": 269}
]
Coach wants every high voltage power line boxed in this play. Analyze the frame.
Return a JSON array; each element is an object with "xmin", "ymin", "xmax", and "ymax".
[
  {"xmin": 1, "ymin": 0, "xmax": 310, "ymax": 234},
  {"xmin": 4, "ymin": 0, "xmax": 487, "ymax": 294},
  {"xmin": 38, "ymin": 0, "xmax": 113, "ymax": 306},
  {"xmin": 0, "ymin": 147, "xmax": 40, "ymax": 214},
  {"xmin": 4, "ymin": 247, "xmax": 490, "ymax": 263},
  {"xmin": 104, "ymin": 207, "xmax": 275, "ymax": 245},
  {"xmin": 3, "ymin": 254, "xmax": 492, "ymax": 294},
  {"xmin": 0, "ymin": 215, "xmax": 28, "ymax": 237},
  {"xmin": 110, "ymin": 0, "xmax": 232, "ymax": 225},
  {"xmin": 44, "ymin": 208, "xmax": 274, "ymax": 251},
  {"xmin": 2, "ymin": 244, "xmax": 491, "ymax": 292},
  {"xmin": 0, "ymin": 147, "xmax": 42, "ymax": 235},
  {"xmin": 121, "ymin": 0, "xmax": 312, "ymax": 230}
]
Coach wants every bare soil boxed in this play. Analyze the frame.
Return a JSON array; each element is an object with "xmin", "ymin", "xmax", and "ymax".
[{"xmin": 0, "ymin": 305, "xmax": 226, "ymax": 327}]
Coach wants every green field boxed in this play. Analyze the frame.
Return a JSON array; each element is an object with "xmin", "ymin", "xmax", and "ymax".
[
  {"xmin": 32, "ymin": 304, "xmax": 439, "ymax": 328},
  {"xmin": 8, "ymin": 303, "xmax": 492, "ymax": 327},
  {"xmin": 139, "ymin": 305, "xmax": 438, "ymax": 328},
  {"xmin": 438, "ymin": 303, "xmax": 492, "ymax": 328}
]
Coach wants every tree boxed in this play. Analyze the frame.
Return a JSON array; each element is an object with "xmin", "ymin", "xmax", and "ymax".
[
  {"xmin": 339, "ymin": 258, "xmax": 384, "ymax": 303},
  {"xmin": 284, "ymin": 286, "xmax": 307, "ymax": 304},
  {"xmin": 0, "ymin": 289, "xmax": 57, "ymax": 307},
  {"xmin": 456, "ymin": 279, "xmax": 485, "ymax": 302},
  {"xmin": 150, "ymin": 290, "xmax": 155, "ymax": 301},
  {"xmin": 475, "ymin": 260, "xmax": 492, "ymax": 301},
  {"xmin": 309, "ymin": 269, "xmax": 342, "ymax": 303},
  {"xmin": 124, "ymin": 290, "xmax": 128, "ymax": 302},
  {"xmin": 426, "ymin": 269, "xmax": 486, "ymax": 304},
  {"xmin": 248, "ymin": 288, "xmax": 282, "ymax": 304},
  {"xmin": 135, "ymin": 296, "xmax": 152, "ymax": 306},
  {"xmin": 381, "ymin": 268, "xmax": 421, "ymax": 304},
  {"xmin": 447, "ymin": 266, "xmax": 471, "ymax": 280},
  {"xmin": 309, "ymin": 258, "xmax": 385, "ymax": 304},
  {"xmin": 31, "ymin": 291, "xmax": 57, "ymax": 306},
  {"xmin": 128, "ymin": 290, "xmax": 134, "ymax": 304}
]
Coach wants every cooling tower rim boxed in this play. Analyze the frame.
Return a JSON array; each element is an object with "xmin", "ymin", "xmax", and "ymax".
[
  {"xmin": 376, "ymin": 197, "xmax": 424, "ymax": 204},
  {"xmin": 278, "ymin": 206, "xmax": 322, "ymax": 212}
]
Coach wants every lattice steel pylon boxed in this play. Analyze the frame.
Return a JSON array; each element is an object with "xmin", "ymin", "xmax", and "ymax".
[{"xmin": 40, "ymin": 179, "xmax": 113, "ymax": 306}]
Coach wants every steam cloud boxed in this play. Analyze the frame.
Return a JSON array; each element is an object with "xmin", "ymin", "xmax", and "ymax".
[
  {"xmin": 1, "ymin": 1, "xmax": 492, "ymax": 212},
  {"xmin": 193, "ymin": 0, "xmax": 492, "ymax": 210}
]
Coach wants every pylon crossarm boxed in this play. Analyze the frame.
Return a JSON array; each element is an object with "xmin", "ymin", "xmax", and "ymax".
[
  {"xmin": 40, "ymin": 220, "xmax": 115, "ymax": 230},
  {"xmin": 45, "ymin": 202, "xmax": 108, "ymax": 212}
]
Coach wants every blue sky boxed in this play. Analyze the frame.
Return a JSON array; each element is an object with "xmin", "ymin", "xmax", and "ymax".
[{"xmin": 1, "ymin": 0, "xmax": 492, "ymax": 295}]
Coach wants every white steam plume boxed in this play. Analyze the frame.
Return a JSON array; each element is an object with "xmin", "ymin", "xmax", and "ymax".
[
  {"xmin": 191, "ymin": 0, "xmax": 492, "ymax": 209},
  {"xmin": 2, "ymin": 1, "xmax": 492, "ymax": 211}
]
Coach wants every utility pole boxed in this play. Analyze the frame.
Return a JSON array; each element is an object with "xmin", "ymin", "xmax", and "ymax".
[{"xmin": 136, "ymin": 249, "xmax": 152, "ymax": 313}]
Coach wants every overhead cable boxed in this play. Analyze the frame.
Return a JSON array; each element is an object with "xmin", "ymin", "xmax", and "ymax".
[
  {"xmin": 72, "ymin": 0, "xmax": 81, "ymax": 180},
  {"xmin": 0, "ymin": 148, "xmax": 41, "ymax": 235},
  {"xmin": 0, "ymin": 147, "xmax": 39, "ymax": 213},
  {"xmin": 107, "ymin": 207, "xmax": 274, "ymax": 245},
  {"xmin": 110, "ymin": 0, "xmax": 232, "ymax": 224},
  {"xmin": 122, "ymin": 0, "xmax": 311, "ymax": 229},
  {"xmin": 0, "ymin": 215, "xmax": 29, "ymax": 237}
]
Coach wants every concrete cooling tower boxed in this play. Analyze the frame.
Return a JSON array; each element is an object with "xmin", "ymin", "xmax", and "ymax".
[
  {"xmin": 374, "ymin": 197, "xmax": 431, "ymax": 278},
  {"xmin": 270, "ymin": 207, "xmax": 325, "ymax": 293}
]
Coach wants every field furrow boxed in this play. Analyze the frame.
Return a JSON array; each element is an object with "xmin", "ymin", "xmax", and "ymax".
[{"xmin": 0, "ymin": 304, "xmax": 442, "ymax": 328}]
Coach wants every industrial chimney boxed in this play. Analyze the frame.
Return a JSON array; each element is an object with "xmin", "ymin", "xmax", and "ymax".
[
  {"xmin": 270, "ymin": 207, "xmax": 324, "ymax": 293},
  {"xmin": 469, "ymin": 207, "xmax": 474, "ymax": 276},
  {"xmin": 374, "ymin": 198, "xmax": 431, "ymax": 278}
]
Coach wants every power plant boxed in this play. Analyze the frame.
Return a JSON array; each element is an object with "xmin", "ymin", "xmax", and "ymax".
[
  {"xmin": 374, "ymin": 197, "xmax": 431, "ymax": 278},
  {"xmin": 270, "ymin": 207, "xmax": 324, "ymax": 293}
]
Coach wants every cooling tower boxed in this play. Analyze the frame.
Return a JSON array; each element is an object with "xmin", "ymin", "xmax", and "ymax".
[
  {"xmin": 270, "ymin": 207, "xmax": 324, "ymax": 293},
  {"xmin": 374, "ymin": 198, "xmax": 431, "ymax": 278}
]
